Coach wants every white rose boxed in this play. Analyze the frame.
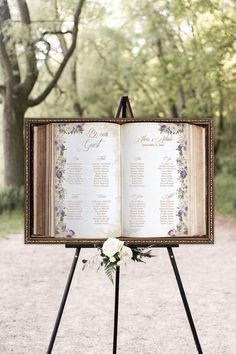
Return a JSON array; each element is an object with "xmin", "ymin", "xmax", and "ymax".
[
  {"xmin": 117, "ymin": 260, "xmax": 125, "ymax": 266},
  {"xmin": 102, "ymin": 238, "xmax": 124, "ymax": 258},
  {"xmin": 119, "ymin": 246, "xmax": 133, "ymax": 264}
]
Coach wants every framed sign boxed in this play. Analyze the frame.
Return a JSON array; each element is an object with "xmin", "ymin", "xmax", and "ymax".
[{"xmin": 24, "ymin": 118, "xmax": 214, "ymax": 245}]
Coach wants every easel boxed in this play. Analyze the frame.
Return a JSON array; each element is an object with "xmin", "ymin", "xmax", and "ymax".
[{"xmin": 47, "ymin": 97, "xmax": 203, "ymax": 354}]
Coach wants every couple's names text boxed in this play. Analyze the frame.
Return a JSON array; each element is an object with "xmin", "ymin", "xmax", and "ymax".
[{"xmin": 136, "ymin": 135, "xmax": 172, "ymax": 147}]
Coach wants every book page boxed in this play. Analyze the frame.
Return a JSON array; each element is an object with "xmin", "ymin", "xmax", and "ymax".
[
  {"xmin": 53, "ymin": 122, "xmax": 120, "ymax": 238},
  {"xmin": 188, "ymin": 125, "xmax": 206, "ymax": 236},
  {"xmin": 33, "ymin": 125, "xmax": 47, "ymax": 236},
  {"xmin": 121, "ymin": 122, "xmax": 191, "ymax": 237}
]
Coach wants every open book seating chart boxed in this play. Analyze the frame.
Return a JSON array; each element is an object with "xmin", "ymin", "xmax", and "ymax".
[{"xmin": 25, "ymin": 118, "xmax": 213, "ymax": 245}]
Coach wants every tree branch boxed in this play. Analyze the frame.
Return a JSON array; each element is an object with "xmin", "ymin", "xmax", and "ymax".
[
  {"xmin": 35, "ymin": 30, "xmax": 73, "ymax": 44},
  {"xmin": 0, "ymin": 84, "xmax": 6, "ymax": 95},
  {"xmin": 92, "ymin": 39, "xmax": 107, "ymax": 64},
  {"xmin": 56, "ymin": 32, "xmax": 68, "ymax": 55},
  {"xmin": 42, "ymin": 30, "xmax": 72, "ymax": 36},
  {"xmin": 41, "ymin": 39, "xmax": 54, "ymax": 77},
  {"xmin": 16, "ymin": 0, "xmax": 38, "ymax": 96},
  {"xmin": 0, "ymin": 0, "xmax": 17, "ymax": 85},
  {"xmin": 0, "ymin": 32, "xmax": 13, "ymax": 83},
  {"xmin": 41, "ymin": 39, "xmax": 64, "ymax": 93},
  {"xmin": 56, "ymin": 22, "xmax": 84, "ymax": 116},
  {"xmin": 28, "ymin": 0, "xmax": 86, "ymax": 107}
]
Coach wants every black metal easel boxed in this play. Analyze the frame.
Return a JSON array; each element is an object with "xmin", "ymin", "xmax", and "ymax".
[{"xmin": 47, "ymin": 96, "xmax": 203, "ymax": 354}]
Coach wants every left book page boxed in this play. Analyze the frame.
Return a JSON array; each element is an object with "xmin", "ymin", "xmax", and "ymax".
[
  {"xmin": 52, "ymin": 122, "xmax": 121, "ymax": 238},
  {"xmin": 33, "ymin": 125, "xmax": 47, "ymax": 236}
]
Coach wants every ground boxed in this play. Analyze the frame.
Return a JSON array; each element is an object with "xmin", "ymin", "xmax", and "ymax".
[{"xmin": 0, "ymin": 213, "xmax": 236, "ymax": 354}]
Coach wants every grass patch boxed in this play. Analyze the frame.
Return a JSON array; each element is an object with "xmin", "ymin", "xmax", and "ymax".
[
  {"xmin": 0, "ymin": 186, "xmax": 24, "ymax": 214},
  {"xmin": 0, "ymin": 209, "xmax": 23, "ymax": 239},
  {"xmin": 215, "ymin": 173, "xmax": 236, "ymax": 219}
]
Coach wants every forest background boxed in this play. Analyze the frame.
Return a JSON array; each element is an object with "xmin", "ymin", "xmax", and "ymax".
[{"xmin": 0, "ymin": 0, "xmax": 235, "ymax": 237}]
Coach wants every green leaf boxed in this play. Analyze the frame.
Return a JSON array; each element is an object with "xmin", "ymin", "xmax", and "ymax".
[{"xmin": 104, "ymin": 264, "xmax": 116, "ymax": 284}]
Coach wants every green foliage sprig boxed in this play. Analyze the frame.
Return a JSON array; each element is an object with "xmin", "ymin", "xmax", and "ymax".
[
  {"xmin": 131, "ymin": 247, "xmax": 154, "ymax": 263},
  {"xmin": 82, "ymin": 238, "xmax": 155, "ymax": 283}
]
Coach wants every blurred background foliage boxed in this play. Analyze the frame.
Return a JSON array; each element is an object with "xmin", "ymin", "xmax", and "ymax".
[{"xmin": 0, "ymin": 0, "xmax": 236, "ymax": 234}]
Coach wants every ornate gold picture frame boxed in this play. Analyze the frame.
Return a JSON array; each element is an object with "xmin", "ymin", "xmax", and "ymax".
[{"xmin": 24, "ymin": 117, "xmax": 214, "ymax": 245}]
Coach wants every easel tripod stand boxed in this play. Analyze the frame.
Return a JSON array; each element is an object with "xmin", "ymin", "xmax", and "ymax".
[{"xmin": 47, "ymin": 96, "xmax": 203, "ymax": 354}]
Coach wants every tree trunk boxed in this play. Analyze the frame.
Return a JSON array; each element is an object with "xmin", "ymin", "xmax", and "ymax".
[
  {"xmin": 3, "ymin": 89, "xmax": 25, "ymax": 186},
  {"xmin": 170, "ymin": 100, "xmax": 178, "ymax": 118}
]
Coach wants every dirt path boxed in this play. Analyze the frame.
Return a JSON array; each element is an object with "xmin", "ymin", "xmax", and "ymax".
[{"xmin": 0, "ymin": 213, "xmax": 236, "ymax": 354}]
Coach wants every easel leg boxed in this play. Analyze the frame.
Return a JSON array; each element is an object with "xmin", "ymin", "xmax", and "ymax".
[
  {"xmin": 47, "ymin": 247, "xmax": 81, "ymax": 354},
  {"xmin": 167, "ymin": 247, "xmax": 203, "ymax": 354},
  {"xmin": 113, "ymin": 266, "xmax": 120, "ymax": 354}
]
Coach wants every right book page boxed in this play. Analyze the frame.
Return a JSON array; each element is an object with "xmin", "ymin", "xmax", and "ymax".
[{"xmin": 121, "ymin": 122, "xmax": 206, "ymax": 237}]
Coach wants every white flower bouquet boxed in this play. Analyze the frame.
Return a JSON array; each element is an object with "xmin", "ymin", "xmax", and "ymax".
[{"xmin": 82, "ymin": 238, "xmax": 154, "ymax": 283}]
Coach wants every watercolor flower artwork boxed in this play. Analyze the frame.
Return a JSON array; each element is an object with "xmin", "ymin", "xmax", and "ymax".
[
  {"xmin": 159, "ymin": 123, "xmax": 189, "ymax": 236},
  {"xmin": 54, "ymin": 123, "xmax": 85, "ymax": 237}
]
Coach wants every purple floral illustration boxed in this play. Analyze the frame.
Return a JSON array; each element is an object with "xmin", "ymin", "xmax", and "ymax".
[
  {"xmin": 55, "ymin": 206, "xmax": 66, "ymax": 221},
  {"xmin": 57, "ymin": 122, "xmax": 84, "ymax": 135},
  {"xmin": 55, "ymin": 167, "xmax": 64, "ymax": 179},
  {"xmin": 168, "ymin": 229, "xmax": 177, "ymax": 236},
  {"xmin": 160, "ymin": 124, "xmax": 167, "ymax": 132},
  {"xmin": 159, "ymin": 123, "xmax": 189, "ymax": 236},
  {"xmin": 69, "ymin": 124, "xmax": 84, "ymax": 134},
  {"xmin": 180, "ymin": 169, "xmax": 187, "ymax": 179},
  {"xmin": 54, "ymin": 123, "xmax": 85, "ymax": 237},
  {"xmin": 66, "ymin": 229, "xmax": 75, "ymax": 237},
  {"xmin": 159, "ymin": 123, "xmax": 185, "ymax": 135}
]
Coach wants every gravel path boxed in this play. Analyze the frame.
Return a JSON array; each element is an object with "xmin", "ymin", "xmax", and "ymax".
[{"xmin": 0, "ymin": 213, "xmax": 236, "ymax": 354}]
